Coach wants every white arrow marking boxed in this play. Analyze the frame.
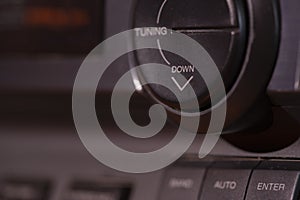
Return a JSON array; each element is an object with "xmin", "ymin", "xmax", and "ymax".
[
  {"xmin": 157, "ymin": 0, "xmax": 168, "ymax": 24},
  {"xmin": 157, "ymin": 39, "xmax": 171, "ymax": 65},
  {"xmin": 171, "ymin": 76, "xmax": 194, "ymax": 91}
]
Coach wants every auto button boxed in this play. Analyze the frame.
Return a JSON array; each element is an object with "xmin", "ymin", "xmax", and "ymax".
[{"xmin": 199, "ymin": 161, "xmax": 258, "ymax": 200}]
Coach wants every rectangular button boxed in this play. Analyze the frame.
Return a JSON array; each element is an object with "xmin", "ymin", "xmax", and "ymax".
[
  {"xmin": 64, "ymin": 181, "xmax": 131, "ymax": 200},
  {"xmin": 160, "ymin": 0, "xmax": 238, "ymax": 28},
  {"xmin": 246, "ymin": 161, "xmax": 300, "ymax": 200},
  {"xmin": 199, "ymin": 161, "xmax": 258, "ymax": 200},
  {"xmin": 0, "ymin": 179, "xmax": 50, "ymax": 200},
  {"xmin": 159, "ymin": 166, "xmax": 206, "ymax": 200}
]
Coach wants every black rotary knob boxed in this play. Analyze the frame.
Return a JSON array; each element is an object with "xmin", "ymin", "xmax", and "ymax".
[
  {"xmin": 132, "ymin": 0, "xmax": 247, "ymax": 111},
  {"xmin": 131, "ymin": 0, "xmax": 280, "ymax": 135}
]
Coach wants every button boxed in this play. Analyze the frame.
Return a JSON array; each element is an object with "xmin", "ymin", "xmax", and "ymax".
[
  {"xmin": 133, "ymin": 0, "xmax": 247, "ymax": 111},
  {"xmin": 246, "ymin": 161, "xmax": 300, "ymax": 200},
  {"xmin": 134, "ymin": 0, "xmax": 238, "ymax": 28},
  {"xmin": 160, "ymin": 0, "xmax": 237, "ymax": 29},
  {"xmin": 199, "ymin": 161, "xmax": 258, "ymax": 200},
  {"xmin": 136, "ymin": 31, "xmax": 244, "ymax": 109},
  {"xmin": 136, "ymin": 31, "xmax": 236, "ymax": 71},
  {"xmin": 159, "ymin": 167, "xmax": 206, "ymax": 200},
  {"xmin": 0, "ymin": 179, "xmax": 50, "ymax": 200},
  {"xmin": 64, "ymin": 181, "xmax": 131, "ymax": 200}
]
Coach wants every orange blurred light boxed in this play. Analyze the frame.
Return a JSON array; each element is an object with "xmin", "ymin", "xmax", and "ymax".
[{"xmin": 24, "ymin": 7, "xmax": 90, "ymax": 28}]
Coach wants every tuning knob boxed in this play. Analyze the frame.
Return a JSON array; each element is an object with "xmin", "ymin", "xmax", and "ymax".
[{"xmin": 131, "ymin": 0, "xmax": 280, "ymax": 133}]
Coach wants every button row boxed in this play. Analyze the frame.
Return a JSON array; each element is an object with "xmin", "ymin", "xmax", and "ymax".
[{"xmin": 159, "ymin": 160, "xmax": 300, "ymax": 200}]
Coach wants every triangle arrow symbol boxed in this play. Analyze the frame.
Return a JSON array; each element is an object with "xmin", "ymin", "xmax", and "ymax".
[{"xmin": 171, "ymin": 76, "xmax": 194, "ymax": 91}]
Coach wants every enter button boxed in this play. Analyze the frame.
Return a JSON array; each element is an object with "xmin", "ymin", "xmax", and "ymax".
[{"xmin": 246, "ymin": 161, "xmax": 300, "ymax": 200}]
